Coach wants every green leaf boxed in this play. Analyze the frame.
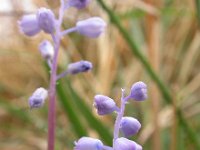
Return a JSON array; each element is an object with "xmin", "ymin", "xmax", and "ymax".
[
  {"xmin": 57, "ymin": 82, "xmax": 87, "ymax": 137},
  {"xmin": 64, "ymin": 79, "xmax": 113, "ymax": 145}
]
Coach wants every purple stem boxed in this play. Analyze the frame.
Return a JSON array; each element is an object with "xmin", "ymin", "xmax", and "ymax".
[
  {"xmin": 113, "ymin": 89, "xmax": 130, "ymax": 149},
  {"xmin": 47, "ymin": 1, "xmax": 65, "ymax": 150}
]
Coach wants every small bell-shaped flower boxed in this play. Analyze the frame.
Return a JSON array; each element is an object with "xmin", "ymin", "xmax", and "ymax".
[
  {"xmin": 114, "ymin": 137, "xmax": 140, "ymax": 150},
  {"xmin": 94, "ymin": 95, "xmax": 119, "ymax": 115},
  {"xmin": 120, "ymin": 117, "xmax": 141, "ymax": 137},
  {"xmin": 76, "ymin": 17, "xmax": 106, "ymax": 38},
  {"xmin": 129, "ymin": 81, "xmax": 147, "ymax": 101},
  {"xmin": 37, "ymin": 8, "xmax": 56, "ymax": 34},
  {"xmin": 68, "ymin": 0, "xmax": 90, "ymax": 9},
  {"xmin": 39, "ymin": 40, "xmax": 54, "ymax": 60},
  {"xmin": 18, "ymin": 14, "xmax": 41, "ymax": 36},
  {"xmin": 67, "ymin": 60, "xmax": 92, "ymax": 74},
  {"xmin": 74, "ymin": 137, "xmax": 103, "ymax": 150},
  {"xmin": 29, "ymin": 87, "xmax": 48, "ymax": 109}
]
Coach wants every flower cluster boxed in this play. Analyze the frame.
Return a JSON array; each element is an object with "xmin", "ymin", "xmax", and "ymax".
[
  {"xmin": 18, "ymin": 0, "xmax": 106, "ymax": 150},
  {"xmin": 18, "ymin": 0, "xmax": 106, "ymax": 109},
  {"xmin": 75, "ymin": 81, "xmax": 147, "ymax": 150}
]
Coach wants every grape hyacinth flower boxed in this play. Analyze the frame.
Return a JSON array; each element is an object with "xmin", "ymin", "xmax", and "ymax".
[
  {"xmin": 115, "ymin": 137, "xmax": 142, "ymax": 150},
  {"xmin": 18, "ymin": 14, "xmax": 41, "ymax": 36},
  {"xmin": 37, "ymin": 8, "xmax": 56, "ymax": 34},
  {"xmin": 76, "ymin": 17, "xmax": 106, "ymax": 38},
  {"xmin": 29, "ymin": 87, "xmax": 48, "ymax": 109},
  {"xmin": 120, "ymin": 117, "xmax": 141, "ymax": 137},
  {"xmin": 18, "ymin": 0, "xmax": 107, "ymax": 150},
  {"xmin": 94, "ymin": 95, "xmax": 119, "ymax": 115},
  {"xmin": 39, "ymin": 40, "xmax": 54, "ymax": 60},
  {"xmin": 67, "ymin": 0, "xmax": 90, "ymax": 9},
  {"xmin": 74, "ymin": 137, "xmax": 104, "ymax": 150},
  {"xmin": 129, "ymin": 81, "xmax": 147, "ymax": 101}
]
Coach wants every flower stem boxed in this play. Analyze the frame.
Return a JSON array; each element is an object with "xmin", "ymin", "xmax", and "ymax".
[
  {"xmin": 47, "ymin": 1, "xmax": 65, "ymax": 150},
  {"xmin": 113, "ymin": 89, "xmax": 129, "ymax": 149}
]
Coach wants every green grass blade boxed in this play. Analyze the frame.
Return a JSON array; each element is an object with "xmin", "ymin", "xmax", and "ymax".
[
  {"xmin": 64, "ymin": 80, "xmax": 113, "ymax": 145},
  {"xmin": 56, "ymin": 82, "xmax": 87, "ymax": 137}
]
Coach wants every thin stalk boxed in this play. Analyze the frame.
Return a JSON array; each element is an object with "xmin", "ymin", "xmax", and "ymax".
[
  {"xmin": 47, "ymin": 1, "xmax": 65, "ymax": 150},
  {"xmin": 113, "ymin": 89, "xmax": 129, "ymax": 149},
  {"xmin": 96, "ymin": 0, "xmax": 200, "ymax": 148}
]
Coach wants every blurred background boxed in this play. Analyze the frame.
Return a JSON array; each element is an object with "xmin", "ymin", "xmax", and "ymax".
[{"xmin": 0, "ymin": 0, "xmax": 200, "ymax": 149}]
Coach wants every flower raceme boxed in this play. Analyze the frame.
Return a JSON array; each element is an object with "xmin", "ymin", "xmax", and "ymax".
[
  {"xmin": 18, "ymin": 1, "xmax": 108, "ymax": 150},
  {"xmin": 75, "ymin": 82, "xmax": 147, "ymax": 150}
]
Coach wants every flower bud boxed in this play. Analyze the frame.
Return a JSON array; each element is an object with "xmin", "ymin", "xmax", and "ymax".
[
  {"xmin": 29, "ymin": 87, "xmax": 48, "ymax": 109},
  {"xmin": 39, "ymin": 40, "xmax": 54, "ymax": 60},
  {"xmin": 74, "ymin": 137, "xmax": 103, "ymax": 150},
  {"xmin": 114, "ymin": 138, "xmax": 138, "ymax": 150},
  {"xmin": 129, "ymin": 81, "xmax": 147, "ymax": 101},
  {"xmin": 120, "ymin": 117, "xmax": 141, "ymax": 137},
  {"xmin": 18, "ymin": 14, "xmax": 41, "ymax": 36},
  {"xmin": 68, "ymin": 0, "xmax": 90, "ymax": 9},
  {"xmin": 68, "ymin": 60, "xmax": 92, "ymax": 74},
  {"xmin": 94, "ymin": 95, "xmax": 118, "ymax": 115},
  {"xmin": 76, "ymin": 17, "xmax": 106, "ymax": 38},
  {"xmin": 37, "ymin": 8, "xmax": 55, "ymax": 34}
]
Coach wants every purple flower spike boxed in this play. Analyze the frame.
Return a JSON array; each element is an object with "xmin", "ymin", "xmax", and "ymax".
[
  {"xmin": 18, "ymin": 14, "xmax": 41, "ymax": 36},
  {"xmin": 114, "ymin": 137, "xmax": 138, "ymax": 150},
  {"xmin": 39, "ymin": 40, "xmax": 54, "ymax": 60},
  {"xmin": 129, "ymin": 81, "xmax": 147, "ymax": 101},
  {"xmin": 76, "ymin": 17, "xmax": 106, "ymax": 38},
  {"xmin": 37, "ymin": 8, "xmax": 55, "ymax": 34},
  {"xmin": 29, "ymin": 87, "xmax": 48, "ymax": 109},
  {"xmin": 74, "ymin": 137, "xmax": 103, "ymax": 150},
  {"xmin": 120, "ymin": 117, "xmax": 141, "ymax": 137},
  {"xmin": 68, "ymin": 60, "xmax": 92, "ymax": 74},
  {"xmin": 68, "ymin": 0, "xmax": 90, "ymax": 9},
  {"xmin": 94, "ymin": 95, "xmax": 118, "ymax": 115}
]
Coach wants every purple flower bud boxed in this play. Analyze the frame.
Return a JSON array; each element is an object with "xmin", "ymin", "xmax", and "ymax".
[
  {"xmin": 39, "ymin": 40, "xmax": 54, "ymax": 60},
  {"xmin": 74, "ymin": 137, "xmax": 103, "ymax": 150},
  {"xmin": 94, "ymin": 95, "xmax": 118, "ymax": 115},
  {"xmin": 120, "ymin": 117, "xmax": 141, "ymax": 137},
  {"xmin": 76, "ymin": 17, "xmax": 106, "ymax": 38},
  {"xmin": 68, "ymin": 60, "xmax": 92, "ymax": 74},
  {"xmin": 136, "ymin": 144, "xmax": 143, "ymax": 150},
  {"xmin": 114, "ymin": 137, "xmax": 138, "ymax": 150},
  {"xmin": 68, "ymin": 0, "xmax": 90, "ymax": 9},
  {"xmin": 18, "ymin": 14, "xmax": 41, "ymax": 36},
  {"xmin": 129, "ymin": 81, "xmax": 147, "ymax": 101},
  {"xmin": 29, "ymin": 87, "xmax": 48, "ymax": 109},
  {"xmin": 37, "ymin": 8, "xmax": 55, "ymax": 34}
]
